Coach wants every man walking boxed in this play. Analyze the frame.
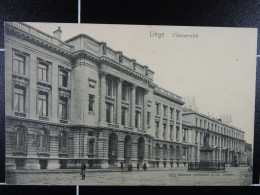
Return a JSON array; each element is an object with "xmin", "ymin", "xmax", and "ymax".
[{"xmin": 81, "ymin": 162, "xmax": 87, "ymax": 180}]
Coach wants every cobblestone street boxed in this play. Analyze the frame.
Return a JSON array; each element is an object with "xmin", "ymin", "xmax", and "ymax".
[{"xmin": 6, "ymin": 167, "xmax": 252, "ymax": 186}]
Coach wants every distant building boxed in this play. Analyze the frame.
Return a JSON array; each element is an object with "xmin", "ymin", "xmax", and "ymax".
[{"xmin": 5, "ymin": 22, "xmax": 248, "ymax": 170}]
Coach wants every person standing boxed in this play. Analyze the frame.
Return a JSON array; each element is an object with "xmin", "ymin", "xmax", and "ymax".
[
  {"xmin": 81, "ymin": 162, "xmax": 87, "ymax": 180},
  {"xmin": 143, "ymin": 163, "xmax": 147, "ymax": 171}
]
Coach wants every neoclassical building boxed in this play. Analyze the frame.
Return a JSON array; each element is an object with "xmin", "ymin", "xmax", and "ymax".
[{"xmin": 5, "ymin": 22, "xmax": 247, "ymax": 170}]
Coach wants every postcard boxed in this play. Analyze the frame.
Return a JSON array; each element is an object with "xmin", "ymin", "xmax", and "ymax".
[{"xmin": 4, "ymin": 22, "xmax": 257, "ymax": 185}]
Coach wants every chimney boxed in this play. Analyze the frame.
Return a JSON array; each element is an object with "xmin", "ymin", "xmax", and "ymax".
[{"xmin": 53, "ymin": 26, "xmax": 62, "ymax": 40}]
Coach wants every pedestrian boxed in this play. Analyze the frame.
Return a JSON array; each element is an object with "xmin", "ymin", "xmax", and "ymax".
[
  {"xmin": 81, "ymin": 162, "xmax": 87, "ymax": 180},
  {"xmin": 121, "ymin": 161, "xmax": 124, "ymax": 169},
  {"xmin": 137, "ymin": 163, "xmax": 139, "ymax": 171},
  {"xmin": 143, "ymin": 163, "xmax": 147, "ymax": 171}
]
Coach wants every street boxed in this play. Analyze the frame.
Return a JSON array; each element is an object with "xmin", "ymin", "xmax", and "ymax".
[{"xmin": 6, "ymin": 167, "xmax": 252, "ymax": 186}]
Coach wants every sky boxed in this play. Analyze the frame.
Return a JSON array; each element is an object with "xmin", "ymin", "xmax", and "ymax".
[{"xmin": 25, "ymin": 22, "xmax": 258, "ymax": 144}]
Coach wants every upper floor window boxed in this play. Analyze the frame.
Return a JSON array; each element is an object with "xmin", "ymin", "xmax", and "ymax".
[
  {"xmin": 135, "ymin": 89, "xmax": 142, "ymax": 105},
  {"xmin": 156, "ymin": 103, "xmax": 160, "ymax": 116},
  {"xmin": 204, "ymin": 120, "xmax": 207, "ymax": 128},
  {"xmin": 59, "ymin": 98, "xmax": 68, "ymax": 120},
  {"xmin": 122, "ymin": 85, "xmax": 129, "ymax": 101},
  {"xmin": 170, "ymin": 125, "xmax": 173, "ymax": 139},
  {"xmin": 163, "ymin": 106, "xmax": 167, "ymax": 118},
  {"xmin": 106, "ymin": 78, "xmax": 116, "ymax": 97},
  {"xmin": 14, "ymin": 54, "xmax": 25, "ymax": 75},
  {"xmin": 176, "ymin": 110, "xmax": 180, "ymax": 121},
  {"xmin": 200, "ymin": 120, "xmax": 202, "ymax": 127},
  {"xmin": 170, "ymin": 108, "xmax": 174, "ymax": 119},
  {"xmin": 38, "ymin": 93, "xmax": 48, "ymax": 117},
  {"xmin": 155, "ymin": 121, "xmax": 159, "ymax": 137},
  {"xmin": 14, "ymin": 86, "xmax": 25, "ymax": 113},
  {"xmin": 195, "ymin": 118, "xmax": 198, "ymax": 126},
  {"xmin": 122, "ymin": 108, "xmax": 127, "ymax": 126},
  {"xmin": 163, "ymin": 124, "xmax": 166, "ymax": 138},
  {"xmin": 59, "ymin": 69, "xmax": 68, "ymax": 88},
  {"xmin": 89, "ymin": 94, "xmax": 95, "ymax": 112},
  {"xmin": 176, "ymin": 126, "xmax": 180, "ymax": 140},
  {"xmin": 38, "ymin": 63, "xmax": 48, "ymax": 82}
]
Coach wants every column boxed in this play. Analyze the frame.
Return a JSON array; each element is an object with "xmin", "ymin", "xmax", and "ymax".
[
  {"xmin": 130, "ymin": 85, "xmax": 136, "ymax": 129},
  {"xmin": 99, "ymin": 72, "xmax": 107, "ymax": 126},
  {"xmin": 117, "ymin": 79, "xmax": 123, "ymax": 127},
  {"xmin": 173, "ymin": 108, "xmax": 176, "ymax": 141},
  {"xmin": 143, "ymin": 90, "xmax": 148, "ymax": 132},
  {"xmin": 179, "ymin": 110, "xmax": 183, "ymax": 142}
]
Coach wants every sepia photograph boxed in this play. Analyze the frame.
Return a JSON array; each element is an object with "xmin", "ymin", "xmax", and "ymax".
[{"xmin": 4, "ymin": 22, "xmax": 257, "ymax": 185}]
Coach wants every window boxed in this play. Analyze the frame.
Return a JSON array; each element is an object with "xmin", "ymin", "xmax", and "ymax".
[
  {"xmin": 170, "ymin": 125, "xmax": 173, "ymax": 139},
  {"xmin": 156, "ymin": 103, "xmax": 160, "ymax": 115},
  {"xmin": 38, "ymin": 93, "xmax": 48, "ymax": 117},
  {"xmin": 200, "ymin": 120, "xmax": 202, "ymax": 127},
  {"xmin": 170, "ymin": 108, "xmax": 174, "ymax": 119},
  {"xmin": 195, "ymin": 118, "xmax": 198, "ymax": 126},
  {"xmin": 88, "ymin": 139, "xmax": 94, "ymax": 154},
  {"xmin": 135, "ymin": 111, "xmax": 141, "ymax": 128},
  {"xmin": 122, "ymin": 85, "xmax": 129, "ymax": 101},
  {"xmin": 195, "ymin": 131, "xmax": 198, "ymax": 144},
  {"xmin": 155, "ymin": 144, "xmax": 160, "ymax": 158},
  {"xmin": 183, "ymin": 129, "xmax": 186, "ymax": 142},
  {"xmin": 155, "ymin": 122, "xmax": 159, "ymax": 137},
  {"xmin": 38, "ymin": 63, "xmax": 48, "ymax": 81},
  {"xmin": 163, "ymin": 106, "xmax": 167, "ymax": 117},
  {"xmin": 14, "ymin": 87, "xmax": 25, "ymax": 113},
  {"xmin": 163, "ymin": 124, "xmax": 166, "ymax": 138},
  {"xmin": 106, "ymin": 79, "xmax": 116, "ymax": 97},
  {"xmin": 14, "ymin": 126, "xmax": 26, "ymax": 152},
  {"xmin": 135, "ymin": 89, "xmax": 142, "ymax": 105},
  {"xmin": 14, "ymin": 54, "xmax": 25, "ymax": 75},
  {"xmin": 59, "ymin": 131, "xmax": 68, "ymax": 153},
  {"xmin": 147, "ymin": 112, "xmax": 151, "ymax": 128},
  {"xmin": 176, "ymin": 126, "xmax": 179, "ymax": 140},
  {"xmin": 59, "ymin": 98, "xmax": 68, "ymax": 120},
  {"xmin": 176, "ymin": 110, "xmax": 180, "ymax": 121},
  {"xmin": 37, "ymin": 129, "xmax": 49, "ymax": 153},
  {"xmin": 163, "ymin": 145, "xmax": 167, "ymax": 159},
  {"xmin": 106, "ymin": 104, "xmax": 114, "ymax": 123},
  {"xmin": 89, "ymin": 95, "xmax": 95, "ymax": 112},
  {"xmin": 122, "ymin": 108, "xmax": 126, "ymax": 126},
  {"xmin": 204, "ymin": 120, "xmax": 206, "ymax": 128},
  {"xmin": 59, "ymin": 69, "xmax": 68, "ymax": 87}
]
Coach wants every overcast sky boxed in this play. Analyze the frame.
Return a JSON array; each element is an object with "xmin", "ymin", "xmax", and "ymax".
[{"xmin": 26, "ymin": 22, "xmax": 257, "ymax": 144}]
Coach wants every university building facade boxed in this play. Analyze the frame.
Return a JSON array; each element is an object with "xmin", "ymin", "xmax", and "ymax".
[{"xmin": 5, "ymin": 22, "xmax": 247, "ymax": 170}]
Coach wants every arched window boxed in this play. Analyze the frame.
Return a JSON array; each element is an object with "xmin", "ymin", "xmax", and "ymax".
[
  {"xmin": 59, "ymin": 131, "xmax": 68, "ymax": 154},
  {"xmin": 13, "ymin": 126, "xmax": 26, "ymax": 153},
  {"xmin": 37, "ymin": 129, "xmax": 49, "ymax": 153}
]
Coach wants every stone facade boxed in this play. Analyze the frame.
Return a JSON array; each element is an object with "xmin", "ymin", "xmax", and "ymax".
[{"xmin": 5, "ymin": 22, "xmax": 248, "ymax": 170}]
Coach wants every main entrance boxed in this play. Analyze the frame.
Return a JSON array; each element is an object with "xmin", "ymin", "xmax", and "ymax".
[
  {"xmin": 138, "ymin": 137, "xmax": 145, "ymax": 164},
  {"xmin": 124, "ymin": 135, "xmax": 132, "ymax": 165},
  {"xmin": 108, "ymin": 133, "xmax": 118, "ymax": 165}
]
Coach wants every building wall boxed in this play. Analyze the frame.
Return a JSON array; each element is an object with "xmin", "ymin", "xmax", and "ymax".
[{"xmin": 5, "ymin": 22, "xmax": 247, "ymax": 170}]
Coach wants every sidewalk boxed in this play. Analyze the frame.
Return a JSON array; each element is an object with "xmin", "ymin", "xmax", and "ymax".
[{"xmin": 6, "ymin": 166, "xmax": 188, "ymax": 174}]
